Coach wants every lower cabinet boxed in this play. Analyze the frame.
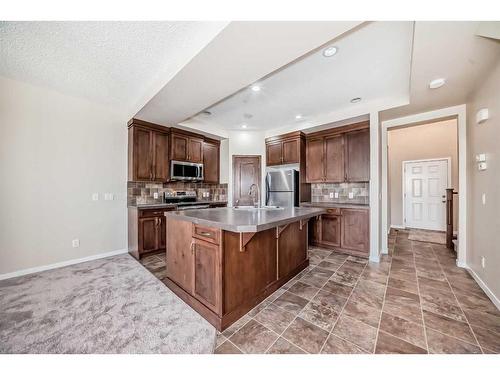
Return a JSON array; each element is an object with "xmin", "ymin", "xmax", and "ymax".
[
  {"xmin": 193, "ymin": 238, "xmax": 221, "ymax": 314},
  {"xmin": 128, "ymin": 207, "xmax": 171, "ymax": 259},
  {"xmin": 310, "ymin": 208, "xmax": 369, "ymax": 257},
  {"xmin": 277, "ymin": 221, "xmax": 308, "ymax": 278}
]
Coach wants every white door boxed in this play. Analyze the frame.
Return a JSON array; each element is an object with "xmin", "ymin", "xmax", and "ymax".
[{"xmin": 404, "ymin": 159, "xmax": 448, "ymax": 231}]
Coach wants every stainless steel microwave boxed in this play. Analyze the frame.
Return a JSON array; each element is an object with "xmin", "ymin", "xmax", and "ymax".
[{"xmin": 170, "ymin": 160, "xmax": 203, "ymax": 181}]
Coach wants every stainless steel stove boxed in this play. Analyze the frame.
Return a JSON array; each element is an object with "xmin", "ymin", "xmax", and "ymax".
[{"xmin": 164, "ymin": 191, "xmax": 210, "ymax": 210}]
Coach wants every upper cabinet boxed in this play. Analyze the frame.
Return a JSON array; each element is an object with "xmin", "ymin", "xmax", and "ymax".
[
  {"xmin": 170, "ymin": 131, "xmax": 204, "ymax": 163},
  {"xmin": 128, "ymin": 119, "xmax": 170, "ymax": 182},
  {"xmin": 203, "ymin": 140, "xmax": 220, "ymax": 184},
  {"xmin": 305, "ymin": 122, "xmax": 370, "ymax": 183},
  {"xmin": 128, "ymin": 118, "xmax": 220, "ymax": 183},
  {"xmin": 265, "ymin": 132, "xmax": 303, "ymax": 166}
]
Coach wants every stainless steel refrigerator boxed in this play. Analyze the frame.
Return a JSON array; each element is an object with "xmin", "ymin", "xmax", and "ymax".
[{"xmin": 265, "ymin": 169, "xmax": 299, "ymax": 207}]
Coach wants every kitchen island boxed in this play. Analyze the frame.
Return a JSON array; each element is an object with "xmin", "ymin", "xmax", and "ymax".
[{"xmin": 164, "ymin": 206, "xmax": 325, "ymax": 331}]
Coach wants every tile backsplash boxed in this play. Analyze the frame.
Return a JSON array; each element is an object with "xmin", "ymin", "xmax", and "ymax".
[
  {"xmin": 127, "ymin": 181, "xmax": 228, "ymax": 206},
  {"xmin": 311, "ymin": 182, "xmax": 369, "ymax": 205}
]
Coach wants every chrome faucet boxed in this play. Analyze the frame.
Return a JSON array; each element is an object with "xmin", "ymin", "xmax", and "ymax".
[{"xmin": 248, "ymin": 184, "xmax": 260, "ymax": 208}]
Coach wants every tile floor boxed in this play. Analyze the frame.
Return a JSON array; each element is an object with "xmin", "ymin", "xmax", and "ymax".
[{"xmin": 139, "ymin": 230, "xmax": 500, "ymax": 354}]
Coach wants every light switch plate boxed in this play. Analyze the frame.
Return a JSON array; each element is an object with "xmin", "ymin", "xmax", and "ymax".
[
  {"xmin": 92, "ymin": 193, "xmax": 99, "ymax": 201},
  {"xmin": 348, "ymin": 192, "xmax": 354, "ymax": 199},
  {"xmin": 482, "ymin": 193, "xmax": 486, "ymax": 205},
  {"xmin": 72, "ymin": 239, "xmax": 80, "ymax": 248},
  {"xmin": 334, "ymin": 192, "xmax": 339, "ymax": 199},
  {"xmin": 329, "ymin": 192, "xmax": 334, "ymax": 198},
  {"xmin": 153, "ymin": 192, "xmax": 159, "ymax": 199}
]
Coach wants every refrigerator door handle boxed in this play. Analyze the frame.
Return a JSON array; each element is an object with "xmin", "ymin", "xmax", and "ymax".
[{"xmin": 265, "ymin": 174, "xmax": 270, "ymax": 205}]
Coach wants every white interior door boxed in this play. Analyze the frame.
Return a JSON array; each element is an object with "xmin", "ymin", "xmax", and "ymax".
[{"xmin": 404, "ymin": 159, "xmax": 448, "ymax": 231}]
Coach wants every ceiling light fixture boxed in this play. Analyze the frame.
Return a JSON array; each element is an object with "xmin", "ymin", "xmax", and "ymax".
[
  {"xmin": 323, "ymin": 46, "xmax": 338, "ymax": 57},
  {"xmin": 295, "ymin": 114, "xmax": 302, "ymax": 120},
  {"xmin": 241, "ymin": 124, "xmax": 248, "ymax": 129},
  {"xmin": 429, "ymin": 78, "xmax": 446, "ymax": 89},
  {"xmin": 251, "ymin": 85, "xmax": 261, "ymax": 92},
  {"xmin": 350, "ymin": 97, "xmax": 361, "ymax": 104}
]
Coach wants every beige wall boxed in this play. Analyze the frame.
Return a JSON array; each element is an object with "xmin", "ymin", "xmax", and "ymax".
[
  {"xmin": 388, "ymin": 119, "xmax": 458, "ymax": 228},
  {"xmin": 466, "ymin": 61, "xmax": 500, "ymax": 300},
  {"xmin": 0, "ymin": 76, "xmax": 128, "ymax": 275}
]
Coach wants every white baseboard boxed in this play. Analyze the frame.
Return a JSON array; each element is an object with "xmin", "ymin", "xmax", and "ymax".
[
  {"xmin": 466, "ymin": 267, "xmax": 500, "ymax": 311},
  {"xmin": 390, "ymin": 224, "xmax": 406, "ymax": 230},
  {"xmin": 0, "ymin": 248, "xmax": 128, "ymax": 281},
  {"xmin": 369, "ymin": 255, "xmax": 380, "ymax": 263}
]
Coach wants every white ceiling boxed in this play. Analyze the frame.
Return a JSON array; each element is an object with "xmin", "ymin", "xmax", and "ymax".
[
  {"xmin": 381, "ymin": 21, "xmax": 500, "ymax": 120},
  {"xmin": 136, "ymin": 21, "xmax": 363, "ymax": 128},
  {"xmin": 184, "ymin": 22, "xmax": 413, "ymax": 132},
  {"xmin": 0, "ymin": 21, "xmax": 227, "ymax": 114}
]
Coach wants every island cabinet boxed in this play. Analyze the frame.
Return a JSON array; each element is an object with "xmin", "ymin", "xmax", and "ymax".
[
  {"xmin": 305, "ymin": 122, "xmax": 370, "ymax": 183},
  {"xmin": 164, "ymin": 214, "xmax": 313, "ymax": 331},
  {"xmin": 128, "ymin": 119, "xmax": 170, "ymax": 182},
  {"xmin": 310, "ymin": 207, "xmax": 369, "ymax": 257},
  {"xmin": 170, "ymin": 130, "xmax": 204, "ymax": 163}
]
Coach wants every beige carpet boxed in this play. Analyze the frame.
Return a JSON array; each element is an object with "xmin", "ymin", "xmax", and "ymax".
[
  {"xmin": 408, "ymin": 229, "xmax": 446, "ymax": 244},
  {"xmin": 0, "ymin": 254, "xmax": 216, "ymax": 354}
]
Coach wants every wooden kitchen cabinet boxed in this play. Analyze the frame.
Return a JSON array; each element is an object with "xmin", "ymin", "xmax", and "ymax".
[
  {"xmin": 305, "ymin": 137, "xmax": 324, "ymax": 183},
  {"xmin": 128, "ymin": 207, "xmax": 173, "ymax": 259},
  {"xmin": 193, "ymin": 238, "xmax": 221, "ymax": 313},
  {"xmin": 305, "ymin": 122, "xmax": 369, "ymax": 183},
  {"xmin": 341, "ymin": 208, "xmax": 369, "ymax": 254},
  {"xmin": 128, "ymin": 119, "xmax": 170, "ymax": 182},
  {"xmin": 345, "ymin": 129, "xmax": 370, "ymax": 182},
  {"xmin": 309, "ymin": 206, "xmax": 369, "ymax": 257},
  {"xmin": 265, "ymin": 131, "xmax": 303, "ymax": 166},
  {"xmin": 203, "ymin": 140, "xmax": 220, "ymax": 183},
  {"xmin": 277, "ymin": 221, "xmax": 308, "ymax": 278},
  {"xmin": 170, "ymin": 131, "xmax": 204, "ymax": 163}
]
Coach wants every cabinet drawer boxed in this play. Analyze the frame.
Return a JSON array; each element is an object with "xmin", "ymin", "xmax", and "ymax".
[
  {"xmin": 139, "ymin": 208, "xmax": 173, "ymax": 218},
  {"xmin": 325, "ymin": 208, "xmax": 341, "ymax": 215},
  {"xmin": 192, "ymin": 224, "xmax": 220, "ymax": 245}
]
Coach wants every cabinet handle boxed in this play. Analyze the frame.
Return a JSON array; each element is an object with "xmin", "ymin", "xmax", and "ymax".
[
  {"xmin": 199, "ymin": 231, "xmax": 212, "ymax": 237},
  {"xmin": 191, "ymin": 241, "xmax": 195, "ymax": 254}
]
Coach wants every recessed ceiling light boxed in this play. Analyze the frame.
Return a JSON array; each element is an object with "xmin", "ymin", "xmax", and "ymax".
[
  {"xmin": 323, "ymin": 46, "xmax": 338, "ymax": 57},
  {"xmin": 429, "ymin": 78, "xmax": 446, "ymax": 89},
  {"xmin": 241, "ymin": 124, "xmax": 247, "ymax": 129},
  {"xmin": 295, "ymin": 114, "xmax": 302, "ymax": 120},
  {"xmin": 251, "ymin": 85, "xmax": 261, "ymax": 92},
  {"xmin": 350, "ymin": 97, "xmax": 362, "ymax": 103}
]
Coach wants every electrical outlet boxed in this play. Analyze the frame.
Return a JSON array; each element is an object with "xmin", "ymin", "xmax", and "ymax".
[
  {"xmin": 334, "ymin": 192, "xmax": 339, "ymax": 199},
  {"xmin": 104, "ymin": 193, "xmax": 114, "ymax": 201},
  {"xmin": 329, "ymin": 192, "xmax": 334, "ymax": 199},
  {"xmin": 481, "ymin": 256, "xmax": 486, "ymax": 269},
  {"xmin": 482, "ymin": 193, "xmax": 486, "ymax": 205},
  {"xmin": 153, "ymin": 192, "xmax": 159, "ymax": 199},
  {"xmin": 72, "ymin": 239, "xmax": 80, "ymax": 248},
  {"xmin": 348, "ymin": 192, "xmax": 354, "ymax": 199},
  {"xmin": 92, "ymin": 193, "xmax": 99, "ymax": 201}
]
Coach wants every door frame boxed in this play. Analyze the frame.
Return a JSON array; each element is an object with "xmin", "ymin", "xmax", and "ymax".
[
  {"xmin": 381, "ymin": 104, "xmax": 467, "ymax": 268},
  {"xmin": 402, "ymin": 157, "xmax": 451, "ymax": 231},
  {"xmin": 231, "ymin": 155, "xmax": 262, "ymax": 206}
]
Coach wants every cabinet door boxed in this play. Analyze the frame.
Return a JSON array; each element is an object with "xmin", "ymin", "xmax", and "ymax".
[
  {"xmin": 266, "ymin": 141, "xmax": 282, "ymax": 166},
  {"xmin": 203, "ymin": 142, "xmax": 219, "ymax": 183},
  {"xmin": 193, "ymin": 239, "xmax": 220, "ymax": 313},
  {"xmin": 188, "ymin": 137, "xmax": 204, "ymax": 163},
  {"xmin": 278, "ymin": 221, "xmax": 307, "ymax": 278},
  {"xmin": 341, "ymin": 209, "xmax": 369, "ymax": 253},
  {"xmin": 309, "ymin": 216, "xmax": 321, "ymax": 245},
  {"xmin": 171, "ymin": 133, "xmax": 188, "ymax": 161},
  {"xmin": 152, "ymin": 132, "xmax": 169, "ymax": 182},
  {"xmin": 166, "ymin": 219, "xmax": 194, "ymax": 292},
  {"xmin": 134, "ymin": 127, "xmax": 152, "ymax": 181},
  {"xmin": 345, "ymin": 129, "xmax": 370, "ymax": 182},
  {"xmin": 320, "ymin": 214, "xmax": 341, "ymax": 247},
  {"xmin": 282, "ymin": 138, "xmax": 300, "ymax": 164},
  {"xmin": 324, "ymin": 135, "xmax": 344, "ymax": 182},
  {"xmin": 139, "ymin": 217, "xmax": 158, "ymax": 253},
  {"xmin": 306, "ymin": 138, "xmax": 325, "ymax": 182}
]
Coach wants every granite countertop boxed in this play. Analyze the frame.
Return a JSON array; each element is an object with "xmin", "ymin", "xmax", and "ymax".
[
  {"xmin": 300, "ymin": 202, "xmax": 370, "ymax": 209},
  {"xmin": 129, "ymin": 201, "xmax": 228, "ymax": 209},
  {"xmin": 165, "ymin": 207, "xmax": 326, "ymax": 233}
]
